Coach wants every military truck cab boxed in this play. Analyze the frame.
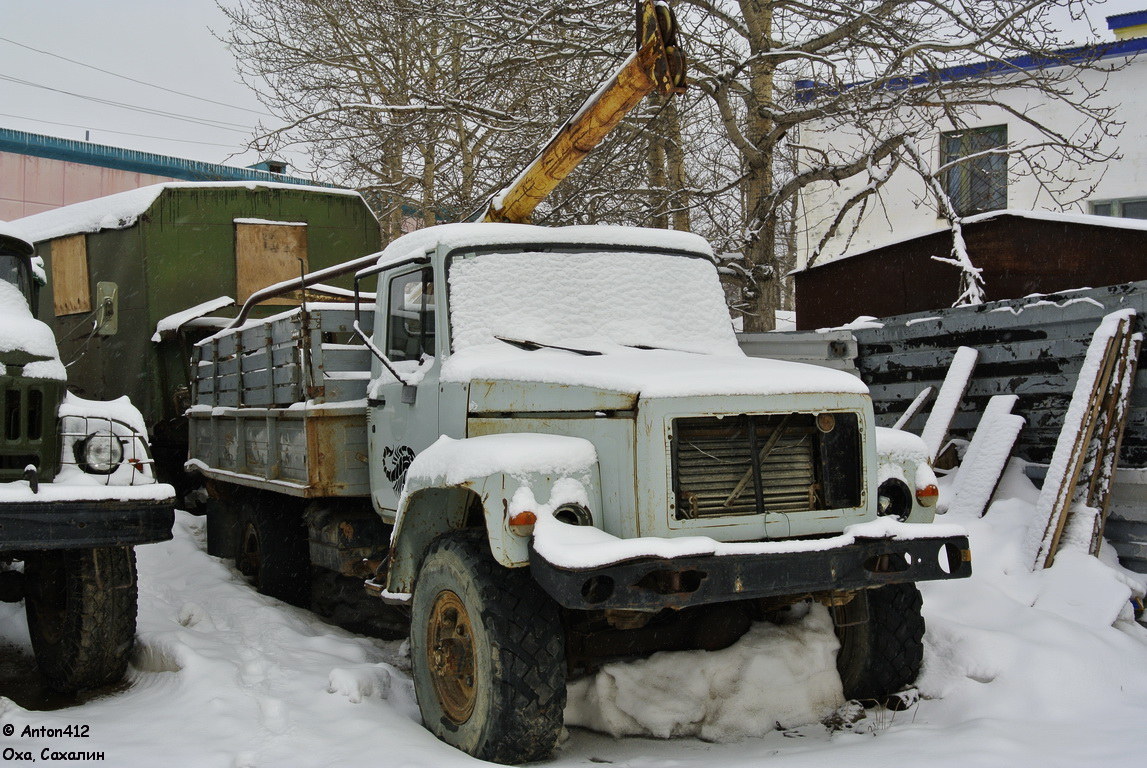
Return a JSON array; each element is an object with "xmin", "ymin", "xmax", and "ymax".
[{"xmin": 0, "ymin": 222, "xmax": 175, "ymax": 693}]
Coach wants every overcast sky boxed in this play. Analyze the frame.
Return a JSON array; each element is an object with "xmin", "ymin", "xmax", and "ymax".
[{"xmin": 1, "ymin": 0, "xmax": 1144, "ymax": 178}]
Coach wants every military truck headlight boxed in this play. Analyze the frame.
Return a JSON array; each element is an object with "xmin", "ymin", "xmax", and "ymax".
[
  {"xmin": 553, "ymin": 503, "xmax": 593, "ymax": 526},
  {"xmin": 76, "ymin": 430, "xmax": 124, "ymax": 474}
]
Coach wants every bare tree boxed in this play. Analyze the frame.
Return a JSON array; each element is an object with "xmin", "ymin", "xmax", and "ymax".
[
  {"xmin": 223, "ymin": 0, "xmax": 1122, "ymax": 329},
  {"xmin": 675, "ymin": 0, "xmax": 1121, "ymax": 329},
  {"xmin": 220, "ymin": 0, "xmax": 644, "ymax": 238}
]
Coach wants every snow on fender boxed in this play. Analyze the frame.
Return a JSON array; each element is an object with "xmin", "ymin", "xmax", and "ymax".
[
  {"xmin": 875, "ymin": 426, "xmax": 939, "ymax": 523},
  {"xmin": 387, "ymin": 434, "xmax": 602, "ymax": 594}
]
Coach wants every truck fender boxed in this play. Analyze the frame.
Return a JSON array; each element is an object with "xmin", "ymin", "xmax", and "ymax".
[{"xmin": 385, "ymin": 434, "xmax": 601, "ymax": 594}]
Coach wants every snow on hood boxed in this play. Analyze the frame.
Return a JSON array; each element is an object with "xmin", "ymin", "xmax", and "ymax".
[
  {"xmin": 373, "ymin": 222, "xmax": 713, "ymax": 270},
  {"xmin": 12, "ymin": 181, "xmax": 363, "ymax": 243},
  {"xmin": 444, "ymin": 343, "xmax": 870, "ymax": 399},
  {"xmin": 0, "ymin": 281, "xmax": 65, "ymax": 381}
]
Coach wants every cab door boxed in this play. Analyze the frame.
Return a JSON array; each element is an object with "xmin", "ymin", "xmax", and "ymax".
[{"xmin": 367, "ymin": 265, "xmax": 442, "ymax": 517}]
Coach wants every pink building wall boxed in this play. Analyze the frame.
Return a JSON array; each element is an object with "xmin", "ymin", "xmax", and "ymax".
[{"xmin": 0, "ymin": 150, "xmax": 177, "ymax": 221}]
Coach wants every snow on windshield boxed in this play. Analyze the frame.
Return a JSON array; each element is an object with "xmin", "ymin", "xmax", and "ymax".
[{"xmin": 447, "ymin": 250, "xmax": 740, "ymax": 355}]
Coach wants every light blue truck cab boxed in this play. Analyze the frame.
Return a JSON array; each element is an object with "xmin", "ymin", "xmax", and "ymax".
[{"xmin": 187, "ymin": 223, "xmax": 969, "ymax": 763}]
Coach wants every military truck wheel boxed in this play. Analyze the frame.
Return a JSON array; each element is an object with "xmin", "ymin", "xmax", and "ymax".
[
  {"xmin": 834, "ymin": 582, "xmax": 925, "ymax": 702},
  {"xmin": 234, "ymin": 499, "xmax": 310, "ymax": 607},
  {"xmin": 410, "ymin": 531, "xmax": 565, "ymax": 764},
  {"xmin": 24, "ymin": 547, "xmax": 137, "ymax": 693}
]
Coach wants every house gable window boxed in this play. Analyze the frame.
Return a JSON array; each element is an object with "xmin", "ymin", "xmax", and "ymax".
[{"xmin": 940, "ymin": 125, "xmax": 1008, "ymax": 217}]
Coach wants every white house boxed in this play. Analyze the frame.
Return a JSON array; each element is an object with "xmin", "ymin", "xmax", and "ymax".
[{"xmin": 795, "ymin": 11, "xmax": 1147, "ymax": 269}]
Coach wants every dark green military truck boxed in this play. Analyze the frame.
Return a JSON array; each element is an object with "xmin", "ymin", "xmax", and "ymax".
[{"xmin": 0, "ymin": 223, "xmax": 175, "ymax": 693}]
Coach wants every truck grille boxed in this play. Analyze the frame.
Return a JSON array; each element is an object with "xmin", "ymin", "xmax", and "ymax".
[
  {"xmin": 0, "ymin": 378, "xmax": 61, "ymax": 481},
  {"xmin": 3, "ymin": 387, "xmax": 44, "ymax": 442},
  {"xmin": 671, "ymin": 413, "xmax": 861, "ymax": 520}
]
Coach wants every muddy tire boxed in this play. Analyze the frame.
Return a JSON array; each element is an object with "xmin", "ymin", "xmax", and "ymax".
[
  {"xmin": 24, "ymin": 547, "xmax": 137, "ymax": 693},
  {"xmin": 410, "ymin": 531, "xmax": 565, "ymax": 764},
  {"xmin": 235, "ymin": 498, "xmax": 310, "ymax": 607},
  {"xmin": 834, "ymin": 582, "xmax": 925, "ymax": 702}
]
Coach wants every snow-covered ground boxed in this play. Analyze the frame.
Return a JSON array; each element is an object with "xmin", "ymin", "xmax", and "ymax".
[{"xmin": 1, "ymin": 461, "xmax": 1146, "ymax": 767}]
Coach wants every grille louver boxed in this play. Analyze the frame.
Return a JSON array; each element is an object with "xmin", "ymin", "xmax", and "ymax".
[{"xmin": 672, "ymin": 413, "xmax": 861, "ymax": 520}]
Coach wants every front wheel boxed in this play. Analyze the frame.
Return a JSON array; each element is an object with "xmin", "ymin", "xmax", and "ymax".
[
  {"xmin": 24, "ymin": 547, "xmax": 137, "ymax": 693},
  {"xmin": 410, "ymin": 531, "xmax": 566, "ymax": 764},
  {"xmin": 834, "ymin": 582, "xmax": 925, "ymax": 702}
]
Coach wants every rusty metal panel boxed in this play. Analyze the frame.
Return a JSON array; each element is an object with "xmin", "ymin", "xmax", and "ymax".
[{"xmin": 188, "ymin": 406, "xmax": 368, "ymax": 498}]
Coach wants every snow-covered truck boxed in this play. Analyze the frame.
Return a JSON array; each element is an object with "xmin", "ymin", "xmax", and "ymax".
[
  {"xmin": 0, "ymin": 224, "xmax": 175, "ymax": 692},
  {"xmin": 186, "ymin": 222, "xmax": 971, "ymax": 763}
]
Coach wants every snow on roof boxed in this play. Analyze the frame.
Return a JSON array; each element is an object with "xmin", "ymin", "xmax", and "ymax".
[
  {"xmin": 962, "ymin": 208, "xmax": 1147, "ymax": 233},
  {"xmin": 807, "ymin": 209, "xmax": 1147, "ymax": 270},
  {"xmin": 0, "ymin": 221, "xmax": 33, "ymax": 254},
  {"xmin": 12, "ymin": 181, "xmax": 364, "ymax": 244},
  {"xmin": 373, "ymin": 222, "xmax": 713, "ymax": 270}
]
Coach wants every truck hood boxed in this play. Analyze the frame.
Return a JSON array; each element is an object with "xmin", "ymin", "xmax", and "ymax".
[
  {"xmin": 0, "ymin": 282, "xmax": 66, "ymax": 381},
  {"xmin": 445, "ymin": 343, "xmax": 869, "ymax": 413}
]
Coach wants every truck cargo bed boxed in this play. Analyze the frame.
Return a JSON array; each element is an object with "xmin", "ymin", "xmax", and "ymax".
[{"xmin": 187, "ymin": 304, "xmax": 374, "ymax": 497}]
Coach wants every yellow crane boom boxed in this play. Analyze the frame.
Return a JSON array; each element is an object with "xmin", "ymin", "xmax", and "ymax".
[{"xmin": 480, "ymin": 0, "xmax": 686, "ymax": 223}]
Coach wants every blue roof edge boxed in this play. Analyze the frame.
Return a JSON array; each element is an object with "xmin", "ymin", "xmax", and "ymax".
[
  {"xmin": 795, "ymin": 36, "xmax": 1147, "ymax": 103},
  {"xmin": 0, "ymin": 127, "xmax": 334, "ymax": 187},
  {"xmin": 1109, "ymin": 11, "xmax": 1147, "ymax": 29}
]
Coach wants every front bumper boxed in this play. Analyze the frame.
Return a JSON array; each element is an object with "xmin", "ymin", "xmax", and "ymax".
[
  {"xmin": 530, "ymin": 534, "xmax": 971, "ymax": 611},
  {"xmin": 0, "ymin": 497, "xmax": 175, "ymax": 552}
]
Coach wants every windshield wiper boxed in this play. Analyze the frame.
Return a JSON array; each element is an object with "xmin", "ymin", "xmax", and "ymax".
[{"xmin": 494, "ymin": 336, "xmax": 602, "ymax": 356}]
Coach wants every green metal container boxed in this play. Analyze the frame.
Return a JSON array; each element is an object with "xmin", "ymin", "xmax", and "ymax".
[{"xmin": 18, "ymin": 183, "xmax": 381, "ymax": 480}]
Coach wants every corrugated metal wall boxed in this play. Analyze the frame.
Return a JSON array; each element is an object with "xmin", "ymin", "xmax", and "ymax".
[{"xmin": 848, "ymin": 281, "xmax": 1147, "ymax": 573}]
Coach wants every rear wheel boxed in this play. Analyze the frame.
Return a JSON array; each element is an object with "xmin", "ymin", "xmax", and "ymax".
[
  {"xmin": 234, "ymin": 497, "xmax": 311, "ymax": 607},
  {"xmin": 24, "ymin": 547, "xmax": 137, "ymax": 693},
  {"xmin": 410, "ymin": 531, "xmax": 566, "ymax": 764},
  {"xmin": 834, "ymin": 582, "xmax": 925, "ymax": 702}
]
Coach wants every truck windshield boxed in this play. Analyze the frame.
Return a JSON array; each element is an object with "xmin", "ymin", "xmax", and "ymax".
[
  {"xmin": 0, "ymin": 252, "xmax": 32, "ymax": 304},
  {"xmin": 447, "ymin": 249, "xmax": 740, "ymax": 355}
]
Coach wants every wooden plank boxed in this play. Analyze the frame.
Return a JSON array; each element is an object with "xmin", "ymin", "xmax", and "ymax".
[
  {"xmin": 235, "ymin": 222, "xmax": 309, "ymax": 303},
  {"xmin": 946, "ymin": 395, "xmax": 1025, "ymax": 517},
  {"xmin": 920, "ymin": 346, "xmax": 978, "ymax": 461},
  {"xmin": 1033, "ymin": 311, "xmax": 1135, "ymax": 568},
  {"xmin": 892, "ymin": 386, "xmax": 934, "ymax": 431},
  {"xmin": 319, "ymin": 347, "xmax": 372, "ymax": 373},
  {"xmin": 50, "ymin": 234, "xmax": 91, "ymax": 316},
  {"xmin": 1084, "ymin": 329, "xmax": 1142, "ymax": 555}
]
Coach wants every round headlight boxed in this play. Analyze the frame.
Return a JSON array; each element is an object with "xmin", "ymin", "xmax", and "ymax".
[
  {"xmin": 553, "ymin": 503, "xmax": 593, "ymax": 526},
  {"xmin": 877, "ymin": 478, "xmax": 913, "ymax": 522},
  {"xmin": 77, "ymin": 431, "xmax": 124, "ymax": 474}
]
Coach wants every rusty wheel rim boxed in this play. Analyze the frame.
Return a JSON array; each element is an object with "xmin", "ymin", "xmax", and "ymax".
[{"xmin": 427, "ymin": 589, "xmax": 476, "ymax": 724}]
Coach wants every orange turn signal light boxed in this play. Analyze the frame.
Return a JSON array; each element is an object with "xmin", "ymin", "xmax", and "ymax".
[
  {"xmin": 916, "ymin": 484, "xmax": 939, "ymax": 507},
  {"xmin": 508, "ymin": 511, "xmax": 537, "ymax": 536}
]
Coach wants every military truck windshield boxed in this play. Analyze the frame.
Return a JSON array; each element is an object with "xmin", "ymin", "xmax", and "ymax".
[
  {"xmin": 447, "ymin": 249, "xmax": 741, "ymax": 356},
  {"xmin": 0, "ymin": 253, "xmax": 32, "ymax": 304}
]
